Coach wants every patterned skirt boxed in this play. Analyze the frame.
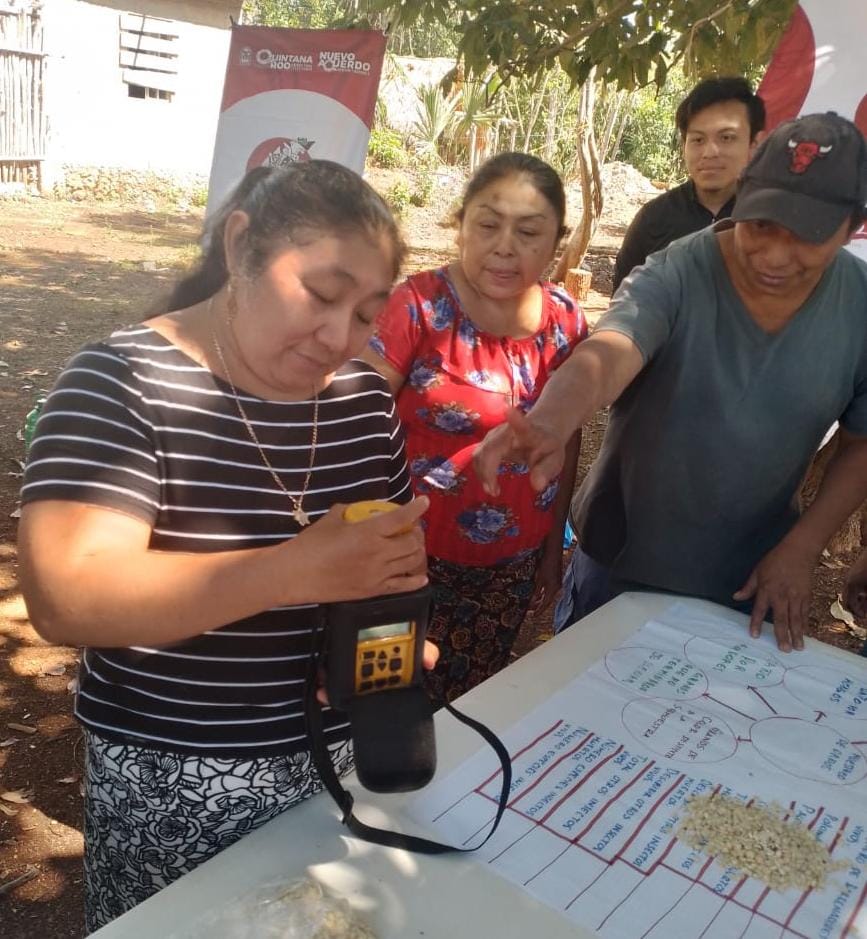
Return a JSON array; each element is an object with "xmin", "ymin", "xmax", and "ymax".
[
  {"xmin": 424, "ymin": 549, "xmax": 542, "ymax": 705},
  {"xmin": 83, "ymin": 729, "xmax": 352, "ymax": 934}
]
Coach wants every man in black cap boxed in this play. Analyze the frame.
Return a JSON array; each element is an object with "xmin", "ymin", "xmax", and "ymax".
[
  {"xmin": 612, "ymin": 76, "xmax": 766, "ymax": 293},
  {"xmin": 474, "ymin": 112, "xmax": 867, "ymax": 654}
]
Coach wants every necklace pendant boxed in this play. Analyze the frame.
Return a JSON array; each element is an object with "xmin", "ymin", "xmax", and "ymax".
[{"xmin": 292, "ymin": 506, "xmax": 310, "ymax": 527}]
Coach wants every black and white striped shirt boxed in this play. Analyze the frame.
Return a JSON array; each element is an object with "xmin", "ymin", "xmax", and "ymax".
[{"xmin": 22, "ymin": 326, "xmax": 412, "ymax": 756}]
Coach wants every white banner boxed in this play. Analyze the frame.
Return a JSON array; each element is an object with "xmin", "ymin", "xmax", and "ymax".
[
  {"xmin": 207, "ymin": 26, "xmax": 386, "ymax": 214},
  {"xmin": 759, "ymin": 0, "xmax": 867, "ymax": 261}
]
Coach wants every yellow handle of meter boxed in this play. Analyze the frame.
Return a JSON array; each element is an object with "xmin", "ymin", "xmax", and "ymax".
[
  {"xmin": 342, "ymin": 500, "xmax": 419, "ymax": 696},
  {"xmin": 343, "ymin": 500, "xmax": 414, "ymax": 534}
]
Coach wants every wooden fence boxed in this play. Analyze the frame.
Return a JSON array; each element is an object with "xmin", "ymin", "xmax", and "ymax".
[{"xmin": 0, "ymin": 2, "xmax": 47, "ymax": 186}]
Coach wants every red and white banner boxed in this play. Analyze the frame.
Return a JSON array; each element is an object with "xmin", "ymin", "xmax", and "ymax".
[
  {"xmin": 207, "ymin": 26, "xmax": 386, "ymax": 214},
  {"xmin": 759, "ymin": 0, "xmax": 867, "ymax": 260}
]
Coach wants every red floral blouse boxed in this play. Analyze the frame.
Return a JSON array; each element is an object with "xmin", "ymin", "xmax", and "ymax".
[{"xmin": 371, "ymin": 267, "xmax": 587, "ymax": 567}]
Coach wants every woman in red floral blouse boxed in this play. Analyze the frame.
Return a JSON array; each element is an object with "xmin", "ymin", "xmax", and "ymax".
[{"xmin": 363, "ymin": 152, "xmax": 587, "ymax": 703}]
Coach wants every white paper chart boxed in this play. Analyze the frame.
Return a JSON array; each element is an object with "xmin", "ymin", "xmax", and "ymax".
[{"xmin": 409, "ymin": 602, "xmax": 867, "ymax": 939}]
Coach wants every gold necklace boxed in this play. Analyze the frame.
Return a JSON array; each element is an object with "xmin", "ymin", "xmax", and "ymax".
[{"xmin": 212, "ymin": 328, "xmax": 319, "ymax": 527}]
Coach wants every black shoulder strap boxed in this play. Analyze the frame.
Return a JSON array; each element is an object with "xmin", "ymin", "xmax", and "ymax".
[{"xmin": 304, "ymin": 661, "xmax": 512, "ymax": 854}]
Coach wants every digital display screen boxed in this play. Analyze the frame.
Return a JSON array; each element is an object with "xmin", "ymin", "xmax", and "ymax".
[{"xmin": 358, "ymin": 621, "xmax": 412, "ymax": 642}]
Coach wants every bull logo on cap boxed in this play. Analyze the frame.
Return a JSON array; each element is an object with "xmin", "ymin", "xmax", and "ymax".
[{"xmin": 787, "ymin": 138, "xmax": 833, "ymax": 174}]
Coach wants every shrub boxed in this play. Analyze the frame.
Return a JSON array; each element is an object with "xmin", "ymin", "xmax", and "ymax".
[
  {"xmin": 385, "ymin": 180, "xmax": 411, "ymax": 217},
  {"xmin": 367, "ymin": 129, "xmax": 408, "ymax": 168},
  {"xmin": 617, "ymin": 69, "xmax": 691, "ymax": 184},
  {"xmin": 410, "ymin": 170, "xmax": 434, "ymax": 208},
  {"xmin": 190, "ymin": 185, "xmax": 208, "ymax": 208}
]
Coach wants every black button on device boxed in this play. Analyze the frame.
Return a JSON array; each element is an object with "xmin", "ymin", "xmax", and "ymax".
[
  {"xmin": 359, "ymin": 681, "xmax": 373, "ymax": 692},
  {"xmin": 387, "ymin": 675, "xmax": 401, "ymax": 685},
  {"xmin": 389, "ymin": 658, "xmax": 402, "ymax": 672},
  {"xmin": 363, "ymin": 651, "xmax": 375, "ymax": 660},
  {"xmin": 376, "ymin": 660, "xmax": 387, "ymax": 672},
  {"xmin": 375, "ymin": 678, "xmax": 387, "ymax": 688},
  {"xmin": 361, "ymin": 663, "xmax": 374, "ymax": 678}
]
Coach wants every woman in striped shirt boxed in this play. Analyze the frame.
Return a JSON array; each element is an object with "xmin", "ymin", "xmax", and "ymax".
[{"xmin": 18, "ymin": 162, "xmax": 431, "ymax": 932}]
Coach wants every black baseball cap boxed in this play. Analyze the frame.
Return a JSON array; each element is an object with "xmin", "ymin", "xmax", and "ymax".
[{"xmin": 731, "ymin": 112, "xmax": 867, "ymax": 243}]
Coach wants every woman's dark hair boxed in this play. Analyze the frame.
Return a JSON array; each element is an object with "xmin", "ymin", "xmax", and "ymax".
[
  {"xmin": 675, "ymin": 77, "xmax": 766, "ymax": 141},
  {"xmin": 162, "ymin": 161, "xmax": 405, "ymax": 312},
  {"xmin": 457, "ymin": 152, "xmax": 568, "ymax": 240}
]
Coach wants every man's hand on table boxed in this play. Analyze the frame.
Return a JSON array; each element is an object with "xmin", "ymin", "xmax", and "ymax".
[{"xmin": 733, "ymin": 541, "xmax": 816, "ymax": 653}]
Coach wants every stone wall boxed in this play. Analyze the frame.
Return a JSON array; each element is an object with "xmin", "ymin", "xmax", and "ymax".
[{"xmin": 51, "ymin": 165, "xmax": 209, "ymax": 209}]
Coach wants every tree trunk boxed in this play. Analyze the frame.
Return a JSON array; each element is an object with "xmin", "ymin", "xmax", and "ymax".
[
  {"xmin": 553, "ymin": 74, "xmax": 604, "ymax": 282},
  {"xmin": 522, "ymin": 72, "xmax": 549, "ymax": 152},
  {"xmin": 543, "ymin": 82, "xmax": 559, "ymax": 162},
  {"xmin": 598, "ymin": 89, "xmax": 624, "ymax": 163}
]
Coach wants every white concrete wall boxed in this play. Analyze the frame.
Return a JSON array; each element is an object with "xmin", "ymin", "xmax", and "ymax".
[{"xmin": 43, "ymin": 0, "xmax": 240, "ymax": 175}]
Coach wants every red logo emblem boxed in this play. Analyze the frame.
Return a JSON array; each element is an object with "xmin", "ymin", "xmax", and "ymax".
[
  {"xmin": 246, "ymin": 137, "xmax": 315, "ymax": 172},
  {"xmin": 786, "ymin": 138, "xmax": 833, "ymax": 174}
]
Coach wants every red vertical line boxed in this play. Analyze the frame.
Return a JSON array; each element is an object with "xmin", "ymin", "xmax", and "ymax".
[
  {"xmin": 779, "ymin": 816, "xmax": 847, "ymax": 934},
  {"xmin": 523, "ymin": 832, "xmax": 629, "ymax": 887},
  {"xmin": 545, "ymin": 749, "xmax": 649, "ymax": 828},
  {"xmin": 538, "ymin": 745, "xmax": 624, "ymax": 823},
  {"xmin": 613, "ymin": 774, "xmax": 687, "ymax": 862},
  {"xmin": 657, "ymin": 865, "xmax": 812, "ymax": 939},
  {"xmin": 506, "ymin": 733, "xmax": 596, "ymax": 808},
  {"xmin": 570, "ymin": 761, "xmax": 659, "ymax": 842},
  {"xmin": 474, "ymin": 718, "xmax": 565, "ymax": 792},
  {"xmin": 692, "ymin": 852, "xmax": 717, "ymax": 884},
  {"xmin": 783, "ymin": 885, "xmax": 814, "ymax": 933},
  {"xmin": 432, "ymin": 720, "xmax": 577, "ymax": 825},
  {"xmin": 751, "ymin": 885, "xmax": 771, "ymax": 913},
  {"xmin": 841, "ymin": 878, "xmax": 867, "ymax": 937},
  {"xmin": 727, "ymin": 873, "xmax": 749, "ymax": 902},
  {"xmin": 830, "ymin": 817, "xmax": 849, "ymax": 852},
  {"xmin": 649, "ymin": 834, "xmax": 679, "ymax": 873},
  {"xmin": 807, "ymin": 807, "xmax": 825, "ymax": 831}
]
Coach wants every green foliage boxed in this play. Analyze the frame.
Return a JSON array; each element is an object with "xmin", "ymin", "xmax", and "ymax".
[
  {"xmin": 367, "ymin": 129, "xmax": 408, "ymax": 168},
  {"xmin": 189, "ymin": 185, "xmax": 209, "ymax": 208},
  {"xmin": 242, "ymin": 0, "xmax": 347, "ymax": 29},
  {"xmin": 410, "ymin": 84, "xmax": 459, "ymax": 159},
  {"xmin": 242, "ymin": 0, "xmax": 456, "ymax": 57},
  {"xmin": 617, "ymin": 68, "xmax": 691, "ymax": 183},
  {"xmin": 410, "ymin": 170, "xmax": 435, "ymax": 206},
  {"xmin": 353, "ymin": 0, "xmax": 797, "ymax": 92},
  {"xmin": 385, "ymin": 179, "xmax": 412, "ymax": 216}
]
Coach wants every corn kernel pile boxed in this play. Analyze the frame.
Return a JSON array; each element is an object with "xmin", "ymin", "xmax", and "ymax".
[{"xmin": 677, "ymin": 793, "xmax": 848, "ymax": 892}]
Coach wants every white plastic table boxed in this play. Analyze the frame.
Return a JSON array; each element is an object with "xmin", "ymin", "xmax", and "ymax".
[{"xmin": 90, "ymin": 592, "xmax": 862, "ymax": 938}]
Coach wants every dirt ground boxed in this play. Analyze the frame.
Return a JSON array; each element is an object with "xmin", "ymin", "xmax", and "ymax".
[{"xmin": 0, "ymin": 169, "xmax": 864, "ymax": 938}]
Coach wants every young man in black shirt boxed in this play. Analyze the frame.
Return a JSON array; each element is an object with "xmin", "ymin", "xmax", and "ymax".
[{"xmin": 612, "ymin": 77, "xmax": 766, "ymax": 292}]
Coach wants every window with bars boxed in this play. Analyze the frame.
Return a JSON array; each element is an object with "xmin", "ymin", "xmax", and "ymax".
[{"xmin": 119, "ymin": 13, "xmax": 178, "ymax": 102}]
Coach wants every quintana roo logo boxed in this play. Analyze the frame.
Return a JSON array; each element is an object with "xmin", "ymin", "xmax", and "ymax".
[{"xmin": 246, "ymin": 137, "xmax": 316, "ymax": 171}]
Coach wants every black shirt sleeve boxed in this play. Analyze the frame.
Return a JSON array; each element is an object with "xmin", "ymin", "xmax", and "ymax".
[{"xmin": 613, "ymin": 202, "xmax": 657, "ymax": 294}]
